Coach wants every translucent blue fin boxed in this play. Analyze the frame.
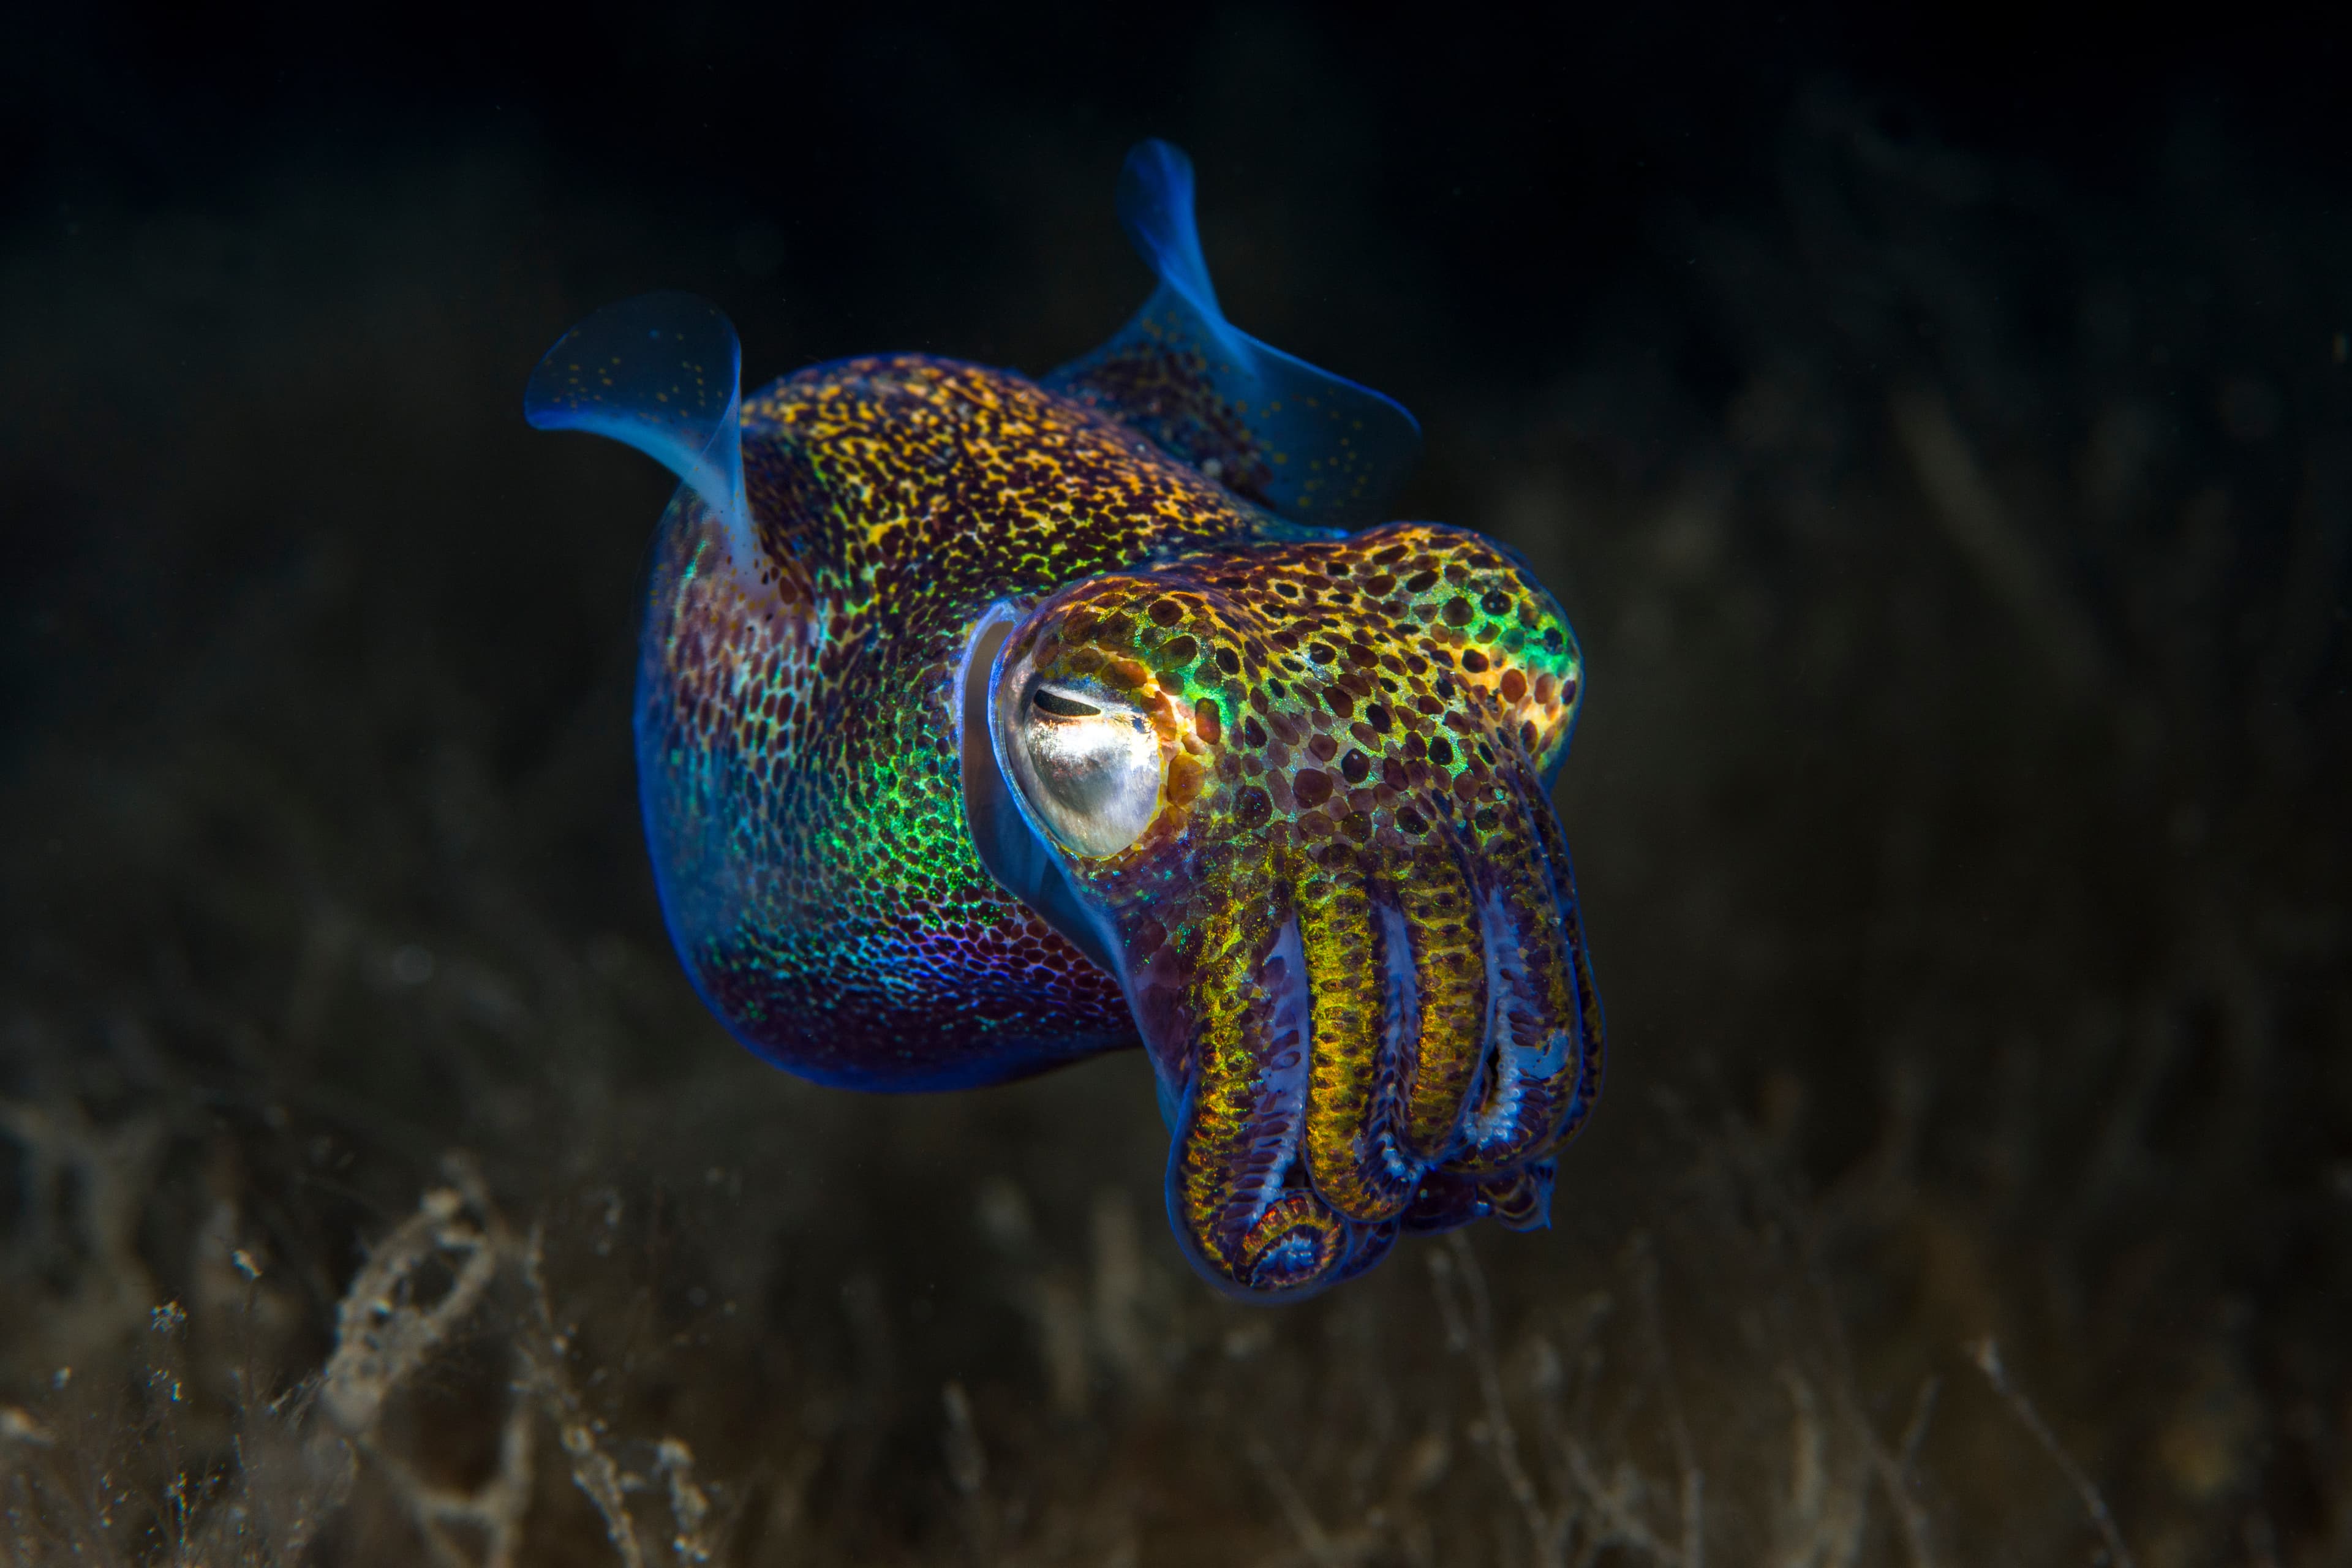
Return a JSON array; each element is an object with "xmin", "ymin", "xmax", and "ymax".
[
  {"xmin": 1046, "ymin": 140, "xmax": 1422, "ymax": 530},
  {"xmin": 524, "ymin": 292, "xmax": 757, "ymax": 577}
]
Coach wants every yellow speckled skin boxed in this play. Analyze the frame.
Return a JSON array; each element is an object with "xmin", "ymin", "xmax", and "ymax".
[{"xmin": 639, "ymin": 355, "xmax": 1283, "ymax": 1089}]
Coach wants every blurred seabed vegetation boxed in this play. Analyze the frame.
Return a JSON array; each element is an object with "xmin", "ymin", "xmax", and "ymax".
[{"xmin": 0, "ymin": 56, "xmax": 2347, "ymax": 1568}]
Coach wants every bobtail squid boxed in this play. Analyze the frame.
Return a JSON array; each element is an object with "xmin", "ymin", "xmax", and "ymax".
[{"xmin": 524, "ymin": 141, "xmax": 1604, "ymax": 1300}]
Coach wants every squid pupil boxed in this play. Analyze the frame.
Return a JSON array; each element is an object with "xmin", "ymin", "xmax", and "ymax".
[{"xmin": 1033, "ymin": 689, "xmax": 1102, "ymax": 718}]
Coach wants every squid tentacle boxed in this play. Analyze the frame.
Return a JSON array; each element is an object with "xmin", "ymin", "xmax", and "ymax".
[
  {"xmin": 1163, "ymin": 859, "xmax": 1390, "ymax": 1295},
  {"xmin": 1391, "ymin": 832, "xmax": 1490, "ymax": 1161},
  {"xmin": 1299, "ymin": 843, "xmax": 1426, "ymax": 1222},
  {"xmin": 1401, "ymin": 1160, "xmax": 1558, "ymax": 1235},
  {"xmin": 1520, "ymin": 758, "xmax": 1607, "ymax": 1152},
  {"xmin": 1439, "ymin": 749, "xmax": 1590, "ymax": 1175}
]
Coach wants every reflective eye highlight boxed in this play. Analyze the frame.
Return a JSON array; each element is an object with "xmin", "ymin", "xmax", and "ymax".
[
  {"xmin": 1031, "ymin": 688, "xmax": 1103, "ymax": 718},
  {"xmin": 1001, "ymin": 680, "xmax": 1164, "ymax": 859}
]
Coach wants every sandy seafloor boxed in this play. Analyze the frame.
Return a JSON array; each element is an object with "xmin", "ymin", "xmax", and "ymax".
[{"xmin": 1, "ymin": 9, "xmax": 2348, "ymax": 1564}]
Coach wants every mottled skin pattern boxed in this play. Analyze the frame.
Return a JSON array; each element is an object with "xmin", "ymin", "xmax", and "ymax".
[
  {"xmin": 639, "ymin": 355, "xmax": 1267, "ymax": 1087},
  {"xmin": 992, "ymin": 527, "xmax": 1600, "ymax": 1292},
  {"xmin": 1053, "ymin": 329, "xmax": 1279, "ymax": 508}
]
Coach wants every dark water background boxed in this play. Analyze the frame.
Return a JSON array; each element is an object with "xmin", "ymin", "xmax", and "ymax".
[{"xmin": 2, "ymin": 6, "xmax": 2348, "ymax": 1564}]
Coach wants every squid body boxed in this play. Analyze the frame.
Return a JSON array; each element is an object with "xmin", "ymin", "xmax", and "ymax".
[{"xmin": 525, "ymin": 141, "xmax": 1604, "ymax": 1299}]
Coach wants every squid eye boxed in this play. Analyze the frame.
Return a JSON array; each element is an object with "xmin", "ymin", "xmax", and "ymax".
[{"xmin": 1003, "ymin": 679, "xmax": 1164, "ymax": 858}]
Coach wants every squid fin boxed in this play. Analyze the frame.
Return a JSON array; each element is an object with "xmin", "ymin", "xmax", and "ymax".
[
  {"xmin": 1046, "ymin": 140, "xmax": 1421, "ymax": 530},
  {"xmin": 524, "ymin": 292, "xmax": 759, "ymax": 578}
]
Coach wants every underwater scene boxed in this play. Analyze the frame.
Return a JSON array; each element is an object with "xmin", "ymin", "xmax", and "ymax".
[{"xmin": 2, "ymin": 7, "xmax": 2347, "ymax": 1564}]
